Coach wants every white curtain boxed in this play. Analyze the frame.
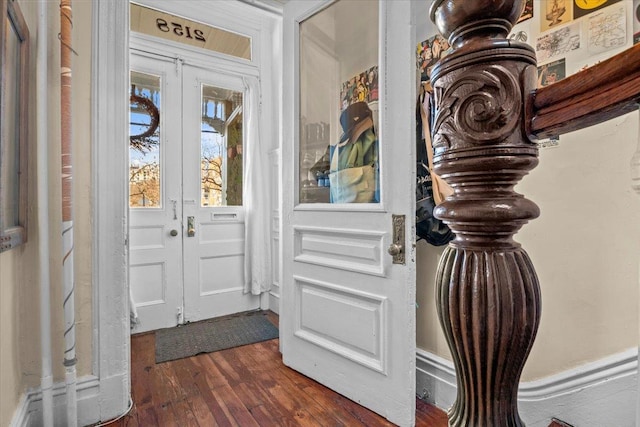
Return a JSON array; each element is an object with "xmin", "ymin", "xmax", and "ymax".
[{"xmin": 243, "ymin": 76, "xmax": 272, "ymax": 295}]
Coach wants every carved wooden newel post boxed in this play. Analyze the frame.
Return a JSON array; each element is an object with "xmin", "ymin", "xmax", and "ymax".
[{"xmin": 429, "ymin": 1, "xmax": 540, "ymax": 425}]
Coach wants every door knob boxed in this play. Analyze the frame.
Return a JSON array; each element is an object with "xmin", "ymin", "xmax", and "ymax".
[
  {"xmin": 187, "ymin": 216, "xmax": 195, "ymax": 237},
  {"xmin": 387, "ymin": 243, "xmax": 403, "ymax": 256},
  {"xmin": 389, "ymin": 214, "xmax": 406, "ymax": 265},
  {"xmin": 170, "ymin": 229, "xmax": 178, "ymax": 237}
]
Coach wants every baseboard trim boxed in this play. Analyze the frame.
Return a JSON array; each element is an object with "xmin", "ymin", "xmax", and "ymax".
[
  {"xmin": 269, "ymin": 290, "xmax": 280, "ymax": 315},
  {"xmin": 9, "ymin": 393, "xmax": 29, "ymax": 427},
  {"xmin": 416, "ymin": 348, "xmax": 638, "ymax": 427},
  {"xmin": 415, "ymin": 350, "xmax": 457, "ymax": 411},
  {"xmin": 10, "ymin": 375, "xmax": 104, "ymax": 427}
]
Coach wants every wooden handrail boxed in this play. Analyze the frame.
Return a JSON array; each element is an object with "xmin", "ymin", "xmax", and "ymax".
[{"xmin": 530, "ymin": 43, "xmax": 640, "ymax": 139}]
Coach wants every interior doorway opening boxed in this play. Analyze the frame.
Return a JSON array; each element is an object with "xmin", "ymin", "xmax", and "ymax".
[{"xmin": 128, "ymin": 31, "xmax": 259, "ymax": 334}]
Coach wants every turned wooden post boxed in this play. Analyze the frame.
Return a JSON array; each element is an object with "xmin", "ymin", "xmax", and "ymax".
[{"xmin": 429, "ymin": 1, "xmax": 540, "ymax": 425}]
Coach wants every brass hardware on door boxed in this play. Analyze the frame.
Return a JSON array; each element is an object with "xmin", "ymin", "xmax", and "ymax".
[
  {"xmin": 187, "ymin": 216, "xmax": 196, "ymax": 237},
  {"xmin": 388, "ymin": 214, "xmax": 405, "ymax": 265},
  {"xmin": 170, "ymin": 229, "xmax": 178, "ymax": 237}
]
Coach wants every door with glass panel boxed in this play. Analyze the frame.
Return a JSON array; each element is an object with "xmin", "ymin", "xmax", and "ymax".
[
  {"xmin": 129, "ymin": 52, "xmax": 258, "ymax": 333},
  {"xmin": 129, "ymin": 54, "xmax": 183, "ymax": 332},
  {"xmin": 281, "ymin": 1, "xmax": 416, "ymax": 425},
  {"xmin": 182, "ymin": 64, "xmax": 258, "ymax": 322}
]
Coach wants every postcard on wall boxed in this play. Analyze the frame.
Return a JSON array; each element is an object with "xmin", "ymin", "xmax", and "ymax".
[
  {"xmin": 541, "ymin": 0, "xmax": 574, "ymax": 33},
  {"xmin": 574, "ymin": 0, "xmax": 622, "ymax": 20},
  {"xmin": 339, "ymin": 66, "xmax": 378, "ymax": 112},
  {"xmin": 537, "ymin": 136, "xmax": 561, "ymax": 149},
  {"xmin": 587, "ymin": 2, "xmax": 626, "ymax": 55},
  {"xmin": 536, "ymin": 22, "xmax": 581, "ymax": 62},
  {"xmin": 416, "ymin": 34, "xmax": 451, "ymax": 83},
  {"xmin": 537, "ymin": 58, "xmax": 566, "ymax": 87},
  {"xmin": 633, "ymin": 0, "xmax": 640, "ymax": 44},
  {"xmin": 518, "ymin": 0, "xmax": 534, "ymax": 23}
]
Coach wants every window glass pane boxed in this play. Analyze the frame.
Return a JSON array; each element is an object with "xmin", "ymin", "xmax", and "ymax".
[
  {"xmin": 200, "ymin": 84, "xmax": 243, "ymax": 207},
  {"xmin": 129, "ymin": 71, "xmax": 161, "ymax": 208},
  {"xmin": 299, "ymin": 0, "xmax": 379, "ymax": 204},
  {"xmin": 1, "ymin": 15, "xmax": 21, "ymax": 228}
]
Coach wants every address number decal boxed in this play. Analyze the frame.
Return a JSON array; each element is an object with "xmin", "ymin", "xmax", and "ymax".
[{"xmin": 156, "ymin": 18, "xmax": 206, "ymax": 43}]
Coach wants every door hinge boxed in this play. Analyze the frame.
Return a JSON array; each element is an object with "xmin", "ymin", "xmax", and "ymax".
[{"xmin": 174, "ymin": 57, "xmax": 184, "ymax": 76}]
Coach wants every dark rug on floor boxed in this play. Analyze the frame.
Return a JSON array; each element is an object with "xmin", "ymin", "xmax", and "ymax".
[{"xmin": 155, "ymin": 311, "xmax": 279, "ymax": 363}]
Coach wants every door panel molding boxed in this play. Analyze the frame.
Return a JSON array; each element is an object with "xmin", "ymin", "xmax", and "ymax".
[
  {"xmin": 293, "ymin": 276, "xmax": 387, "ymax": 374},
  {"xmin": 128, "ymin": 225, "xmax": 167, "ymax": 250},
  {"xmin": 129, "ymin": 262, "xmax": 166, "ymax": 305},
  {"xmin": 293, "ymin": 226, "xmax": 385, "ymax": 276}
]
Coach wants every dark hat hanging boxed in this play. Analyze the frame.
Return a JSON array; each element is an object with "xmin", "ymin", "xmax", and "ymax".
[{"xmin": 338, "ymin": 101, "xmax": 374, "ymax": 144}]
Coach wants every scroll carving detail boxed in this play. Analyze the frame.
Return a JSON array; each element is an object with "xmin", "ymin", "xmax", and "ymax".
[{"xmin": 432, "ymin": 65, "xmax": 521, "ymax": 151}]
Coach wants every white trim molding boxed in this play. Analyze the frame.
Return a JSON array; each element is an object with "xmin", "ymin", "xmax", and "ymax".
[
  {"xmin": 417, "ymin": 348, "xmax": 638, "ymax": 427},
  {"xmin": 92, "ymin": 1, "xmax": 131, "ymax": 423},
  {"xmin": 9, "ymin": 393, "xmax": 29, "ymax": 427},
  {"xmin": 10, "ymin": 377, "xmax": 102, "ymax": 427},
  {"xmin": 268, "ymin": 148, "xmax": 281, "ymax": 315}
]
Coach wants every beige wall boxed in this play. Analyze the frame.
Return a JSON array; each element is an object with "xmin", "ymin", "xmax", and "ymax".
[
  {"xmin": 518, "ymin": 115, "xmax": 640, "ymax": 380},
  {"xmin": 415, "ymin": 3, "xmax": 640, "ymax": 382},
  {"xmin": 0, "ymin": 1, "xmax": 93, "ymax": 423},
  {"xmin": 417, "ymin": 116, "xmax": 640, "ymax": 381},
  {"xmin": 0, "ymin": 254, "xmax": 24, "ymax": 427}
]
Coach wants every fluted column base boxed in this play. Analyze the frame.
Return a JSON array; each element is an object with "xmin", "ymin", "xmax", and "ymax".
[{"xmin": 436, "ymin": 245, "xmax": 541, "ymax": 427}]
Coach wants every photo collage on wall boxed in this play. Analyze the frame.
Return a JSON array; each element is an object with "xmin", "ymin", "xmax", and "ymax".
[
  {"xmin": 418, "ymin": 1, "xmax": 533, "ymax": 84},
  {"xmin": 416, "ymin": 34, "xmax": 451, "ymax": 83},
  {"xmin": 339, "ymin": 66, "xmax": 378, "ymax": 112},
  {"xmin": 538, "ymin": 58, "xmax": 567, "ymax": 87},
  {"xmin": 536, "ymin": 0, "xmax": 628, "ymax": 87}
]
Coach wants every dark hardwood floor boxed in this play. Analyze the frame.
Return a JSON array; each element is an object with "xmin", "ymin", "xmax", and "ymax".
[{"xmin": 102, "ymin": 311, "xmax": 448, "ymax": 426}]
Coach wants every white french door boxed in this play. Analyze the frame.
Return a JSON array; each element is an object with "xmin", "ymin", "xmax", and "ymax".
[
  {"xmin": 182, "ymin": 64, "xmax": 258, "ymax": 321},
  {"xmin": 129, "ymin": 49, "xmax": 258, "ymax": 333},
  {"xmin": 129, "ymin": 53, "xmax": 183, "ymax": 332},
  {"xmin": 281, "ymin": 1, "xmax": 416, "ymax": 426}
]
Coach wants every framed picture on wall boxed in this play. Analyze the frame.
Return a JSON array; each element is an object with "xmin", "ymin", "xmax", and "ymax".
[
  {"xmin": 574, "ymin": 0, "xmax": 622, "ymax": 19},
  {"xmin": 537, "ymin": 58, "xmax": 567, "ymax": 87},
  {"xmin": 0, "ymin": 0, "xmax": 30, "ymax": 253},
  {"xmin": 541, "ymin": 0, "xmax": 574, "ymax": 32}
]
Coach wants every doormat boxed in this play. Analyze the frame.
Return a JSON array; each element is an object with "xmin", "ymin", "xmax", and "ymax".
[{"xmin": 155, "ymin": 310, "xmax": 279, "ymax": 364}]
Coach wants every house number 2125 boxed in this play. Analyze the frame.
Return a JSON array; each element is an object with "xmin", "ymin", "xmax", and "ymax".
[{"xmin": 156, "ymin": 18, "xmax": 206, "ymax": 43}]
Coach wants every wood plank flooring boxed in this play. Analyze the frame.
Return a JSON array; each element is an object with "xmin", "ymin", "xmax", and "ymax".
[{"xmin": 102, "ymin": 311, "xmax": 448, "ymax": 426}]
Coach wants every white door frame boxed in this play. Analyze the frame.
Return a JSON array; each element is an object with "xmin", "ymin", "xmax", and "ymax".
[
  {"xmin": 92, "ymin": 2, "xmax": 130, "ymax": 421},
  {"xmin": 91, "ymin": 1, "xmax": 279, "ymax": 422}
]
